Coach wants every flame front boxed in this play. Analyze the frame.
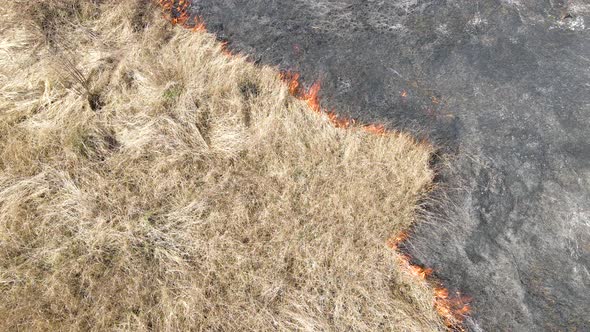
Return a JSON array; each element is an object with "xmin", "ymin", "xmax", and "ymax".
[
  {"xmin": 390, "ymin": 233, "xmax": 472, "ymax": 331},
  {"xmin": 278, "ymin": 72, "xmax": 392, "ymax": 134},
  {"xmin": 157, "ymin": 1, "xmax": 471, "ymax": 330}
]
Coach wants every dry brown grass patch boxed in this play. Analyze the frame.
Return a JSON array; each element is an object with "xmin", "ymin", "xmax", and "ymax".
[{"xmin": 0, "ymin": 1, "xmax": 442, "ymax": 330}]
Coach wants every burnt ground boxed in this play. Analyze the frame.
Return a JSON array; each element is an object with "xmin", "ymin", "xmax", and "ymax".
[{"xmin": 186, "ymin": 0, "xmax": 590, "ymax": 330}]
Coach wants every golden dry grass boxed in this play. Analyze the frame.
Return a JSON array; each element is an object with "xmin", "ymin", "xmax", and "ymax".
[{"xmin": 0, "ymin": 1, "xmax": 442, "ymax": 330}]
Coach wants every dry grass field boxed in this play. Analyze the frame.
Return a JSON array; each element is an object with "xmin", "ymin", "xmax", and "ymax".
[{"xmin": 0, "ymin": 1, "xmax": 442, "ymax": 330}]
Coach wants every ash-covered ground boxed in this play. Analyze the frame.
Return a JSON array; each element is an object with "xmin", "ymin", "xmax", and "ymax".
[{"xmin": 187, "ymin": 0, "xmax": 590, "ymax": 330}]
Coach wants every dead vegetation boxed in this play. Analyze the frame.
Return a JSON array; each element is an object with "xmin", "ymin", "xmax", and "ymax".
[{"xmin": 0, "ymin": 1, "xmax": 442, "ymax": 330}]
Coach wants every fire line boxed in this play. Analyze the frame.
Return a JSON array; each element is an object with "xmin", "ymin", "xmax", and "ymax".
[{"xmin": 157, "ymin": 0, "xmax": 471, "ymax": 330}]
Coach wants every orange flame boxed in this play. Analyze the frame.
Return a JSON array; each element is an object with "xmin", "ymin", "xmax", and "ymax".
[
  {"xmin": 434, "ymin": 287, "xmax": 472, "ymax": 330},
  {"xmin": 159, "ymin": 0, "xmax": 206, "ymax": 31},
  {"xmin": 157, "ymin": 1, "xmax": 471, "ymax": 330},
  {"xmin": 280, "ymin": 71, "xmax": 323, "ymax": 114},
  {"xmin": 304, "ymin": 81, "xmax": 322, "ymax": 113},
  {"xmin": 279, "ymin": 73, "xmax": 392, "ymax": 134},
  {"xmin": 363, "ymin": 123, "xmax": 386, "ymax": 135},
  {"xmin": 387, "ymin": 231, "xmax": 409, "ymax": 250},
  {"xmin": 280, "ymin": 71, "xmax": 301, "ymax": 95},
  {"xmin": 219, "ymin": 41, "xmax": 235, "ymax": 57},
  {"xmin": 389, "ymin": 231, "xmax": 471, "ymax": 330}
]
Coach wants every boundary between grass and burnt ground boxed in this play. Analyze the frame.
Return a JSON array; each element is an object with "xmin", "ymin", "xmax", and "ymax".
[{"xmin": 157, "ymin": 1, "xmax": 472, "ymax": 330}]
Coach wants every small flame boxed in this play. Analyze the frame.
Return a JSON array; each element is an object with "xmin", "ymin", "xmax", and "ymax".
[
  {"xmin": 219, "ymin": 41, "xmax": 235, "ymax": 57},
  {"xmin": 387, "ymin": 231, "xmax": 408, "ymax": 249},
  {"xmin": 157, "ymin": 1, "xmax": 471, "ymax": 330},
  {"xmin": 304, "ymin": 81, "xmax": 322, "ymax": 113},
  {"xmin": 280, "ymin": 72, "xmax": 324, "ymax": 116},
  {"xmin": 279, "ymin": 73, "xmax": 392, "ymax": 134},
  {"xmin": 280, "ymin": 71, "xmax": 302, "ymax": 96},
  {"xmin": 389, "ymin": 231, "xmax": 472, "ymax": 330},
  {"xmin": 159, "ymin": 0, "xmax": 206, "ymax": 31},
  {"xmin": 363, "ymin": 124, "xmax": 386, "ymax": 135},
  {"xmin": 434, "ymin": 287, "xmax": 472, "ymax": 330},
  {"xmin": 410, "ymin": 265, "xmax": 434, "ymax": 279}
]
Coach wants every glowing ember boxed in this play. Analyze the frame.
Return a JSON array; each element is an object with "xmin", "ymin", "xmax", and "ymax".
[{"xmin": 157, "ymin": 1, "xmax": 471, "ymax": 330}]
